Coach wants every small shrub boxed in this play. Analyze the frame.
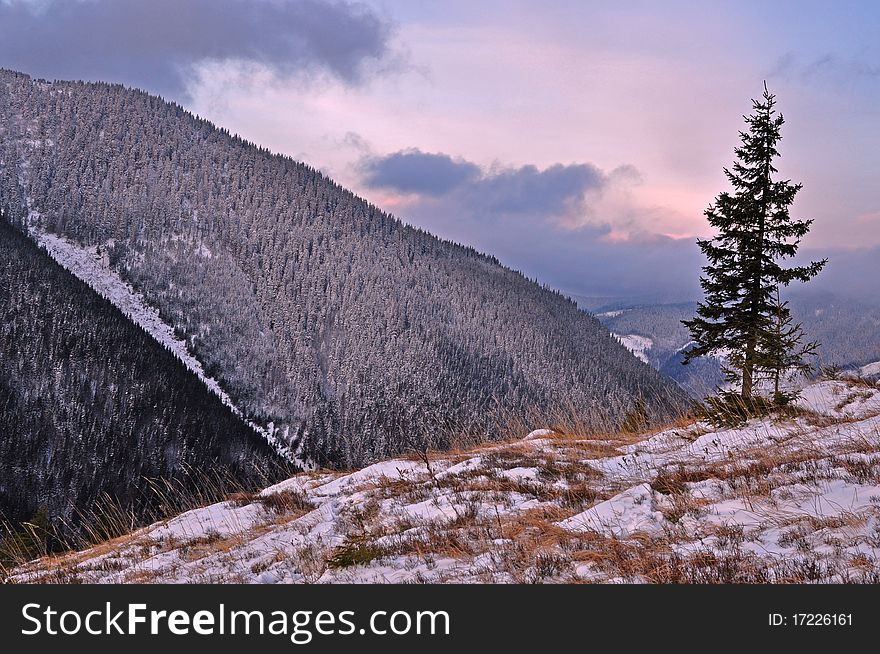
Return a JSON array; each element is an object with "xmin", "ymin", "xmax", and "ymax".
[
  {"xmin": 225, "ymin": 491, "xmax": 257, "ymax": 507},
  {"xmin": 820, "ymin": 364, "xmax": 842, "ymax": 380},
  {"xmin": 621, "ymin": 399, "xmax": 649, "ymax": 433},
  {"xmin": 651, "ymin": 472, "xmax": 688, "ymax": 496},
  {"xmin": 326, "ymin": 539, "xmax": 386, "ymax": 569},
  {"xmin": 528, "ymin": 552, "xmax": 570, "ymax": 583},
  {"xmin": 560, "ymin": 484, "xmax": 599, "ymax": 510},
  {"xmin": 698, "ymin": 391, "xmax": 777, "ymax": 427},
  {"xmin": 651, "ymin": 466, "xmax": 711, "ymax": 495},
  {"xmin": 258, "ymin": 489, "xmax": 314, "ymax": 515}
]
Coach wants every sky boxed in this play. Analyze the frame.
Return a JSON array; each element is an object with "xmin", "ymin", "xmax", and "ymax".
[{"xmin": 1, "ymin": 0, "xmax": 878, "ymax": 302}]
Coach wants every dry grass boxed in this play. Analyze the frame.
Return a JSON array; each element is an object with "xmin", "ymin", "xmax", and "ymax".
[
  {"xmin": 650, "ymin": 466, "xmax": 713, "ymax": 495},
  {"xmin": 258, "ymin": 489, "xmax": 315, "ymax": 515},
  {"xmin": 9, "ymin": 380, "xmax": 880, "ymax": 585}
]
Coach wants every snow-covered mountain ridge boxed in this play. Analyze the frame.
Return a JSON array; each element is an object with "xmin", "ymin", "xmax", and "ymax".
[
  {"xmin": 612, "ymin": 334, "xmax": 653, "ymax": 364},
  {"xmin": 1, "ymin": 70, "xmax": 688, "ymax": 469},
  {"xmin": 12, "ymin": 376, "xmax": 880, "ymax": 584}
]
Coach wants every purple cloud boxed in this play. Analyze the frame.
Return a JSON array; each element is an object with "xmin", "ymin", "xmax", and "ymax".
[
  {"xmin": 468, "ymin": 163, "xmax": 605, "ymax": 215},
  {"xmin": 361, "ymin": 149, "xmax": 481, "ymax": 196},
  {"xmin": 362, "ymin": 149, "xmax": 607, "ymax": 218}
]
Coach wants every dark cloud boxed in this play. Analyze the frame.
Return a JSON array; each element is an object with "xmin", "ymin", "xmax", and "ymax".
[
  {"xmin": 0, "ymin": 0, "xmax": 394, "ymax": 97},
  {"xmin": 361, "ymin": 149, "xmax": 481, "ymax": 196},
  {"xmin": 768, "ymin": 51, "xmax": 880, "ymax": 82},
  {"xmin": 362, "ymin": 148, "xmax": 606, "ymax": 216},
  {"xmin": 467, "ymin": 163, "xmax": 605, "ymax": 215}
]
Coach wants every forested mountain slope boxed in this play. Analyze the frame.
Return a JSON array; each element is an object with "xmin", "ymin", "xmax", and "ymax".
[
  {"xmin": 0, "ymin": 69, "xmax": 688, "ymax": 467},
  {"xmin": 0, "ymin": 215, "xmax": 283, "ymax": 531}
]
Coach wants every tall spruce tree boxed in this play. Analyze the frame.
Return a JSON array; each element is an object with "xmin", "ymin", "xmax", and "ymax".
[{"xmin": 683, "ymin": 84, "xmax": 826, "ymax": 397}]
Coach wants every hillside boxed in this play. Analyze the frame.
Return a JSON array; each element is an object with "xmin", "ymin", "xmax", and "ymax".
[
  {"xmin": 12, "ymin": 375, "xmax": 880, "ymax": 583},
  {"xmin": 0, "ymin": 215, "xmax": 283, "ymax": 536},
  {"xmin": 0, "ymin": 69, "xmax": 688, "ymax": 468}
]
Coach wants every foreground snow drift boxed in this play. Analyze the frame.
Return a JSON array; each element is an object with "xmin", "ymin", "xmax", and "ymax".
[{"xmin": 12, "ymin": 379, "xmax": 880, "ymax": 584}]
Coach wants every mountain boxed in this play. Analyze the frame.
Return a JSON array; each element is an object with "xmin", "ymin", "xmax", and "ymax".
[
  {"xmin": 0, "ymin": 69, "xmax": 688, "ymax": 468},
  {"xmin": 0, "ymin": 214, "xmax": 283, "ymax": 535},
  {"xmin": 11, "ymin": 376, "xmax": 880, "ymax": 584},
  {"xmin": 595, "ymin": 302, "xmax": 726, "ymax": 397},
  {"xmin": 592, "ymin": 292, "xmax": 880, "ymax": 397}
]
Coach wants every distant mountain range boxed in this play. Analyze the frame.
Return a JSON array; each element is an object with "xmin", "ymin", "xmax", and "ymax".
[
  {"xmin": 0, "ymin": 69, "xmax": 687, "ymax": 480},
  {"xmin": 589, "ymin": 292, "xmax": 880, "ymax": 397}
]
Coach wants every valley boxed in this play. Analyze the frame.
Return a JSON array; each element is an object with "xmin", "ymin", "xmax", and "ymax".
[{"xmin": 591, "ymin": 295, "xmax": 880, "ymax": 397}]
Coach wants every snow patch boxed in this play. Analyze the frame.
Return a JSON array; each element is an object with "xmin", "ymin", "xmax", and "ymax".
[
  {"xmin": 556, "ymin": 483, "xmax": 667, "ymax": 538},
  {"xmin": 524, "ymin": 428, "xmax": 554, "ymax": 441},
  {"xmin": 498, "ymin": 467, "xmax": 541, "ymax": 482},
  {"xmin": 843, "ymin": 361, "xmax": 880, "ymax": 380},
  {"xmin": 860, "ymin": 361, "xmax": 880, "ymax": 377},
  {"xmin": 613, "ymin": 334, "xmax": 653, "ymax": 363}
]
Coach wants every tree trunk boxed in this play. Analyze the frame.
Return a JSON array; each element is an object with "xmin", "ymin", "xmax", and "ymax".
[
  {"xmin": 742, "ymin": 345, "xmax": 754, "ymax": 397},
  {"xmin": 773, "ymin": 289, "xmax": 782, "ymax": 399},
  {"xmin": 743, "ymin": 146, "xmax": 772, "ymax": 398}
]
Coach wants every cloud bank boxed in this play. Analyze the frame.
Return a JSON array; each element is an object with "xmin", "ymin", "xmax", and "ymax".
[
  {"xmin": 362, "ymin": 148, "xmax": 608, "ymax": 221},
  {"xmin": 360, "ymin": 148, "xmax": 702, "ymax": 300},
  {"xmin": 0, "ymin": 0, "xmax": 394, "ymax": 96},
  {"xmin": 361, "ymin": 149, "xmax": 873, "ymax": 304},
  {"xmin": 361, "ymin": 149, "xmax": 481, "ymax": 196}
]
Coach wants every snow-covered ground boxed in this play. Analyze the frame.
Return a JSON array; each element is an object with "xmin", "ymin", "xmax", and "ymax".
[
  {"xmin": 613, "ymin": 333, "xmax": 653, "ymax": 364},
  {"xmin": 12, "ymin": 378, "xmax": 880, "ymax": 584},
  {"xmin": 851, "ymin": 361, "xmax": 880, "ymax": 380}
]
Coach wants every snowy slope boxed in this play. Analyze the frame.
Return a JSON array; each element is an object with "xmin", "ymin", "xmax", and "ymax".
[
  {"xmin": 855, "ymin": 361, "xmax": 880, "ymax": 380},
  {"xmin": 13, "ymin": 377, "xmax": 880, "ymax": 584},
  {"xmin": 613, "ymin": 334, "xmax": 653, "ymax": 364},
  {"xmin": 33, "ymin": 230, "xmax": 302, "ymax": 466},
  {"xmin": 37, "ymin": 232, "xmax": 224, "ymax": 396}
]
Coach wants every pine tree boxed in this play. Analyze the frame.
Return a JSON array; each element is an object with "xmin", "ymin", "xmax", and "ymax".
[{"xmin": 683, "ymin": 84, "xmax": 826, "ymax": 398}]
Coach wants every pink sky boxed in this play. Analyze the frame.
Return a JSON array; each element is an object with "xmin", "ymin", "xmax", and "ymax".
[
  {"xmin": 5, "ymin": 0, "xmax": 873, "ymax": 298},
  {"xmin": 183, "ymin": 1, "xmax": 879, "ymax": 257}
]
